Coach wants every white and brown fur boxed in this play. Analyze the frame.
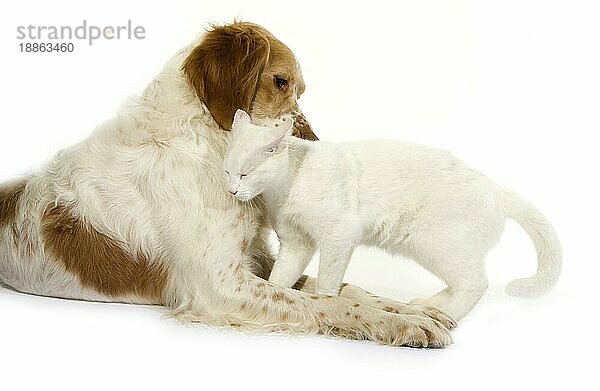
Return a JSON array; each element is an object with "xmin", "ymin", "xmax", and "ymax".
[{"xmin": 0, "ymin": 22, "xmax": 455, "ymax": 347}]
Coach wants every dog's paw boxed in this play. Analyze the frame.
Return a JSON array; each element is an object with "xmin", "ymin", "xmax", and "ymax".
[
  {"xmin": 374, "ymin": 313, "xmax": 453, "ymax": 348},
  {"xmin": 373, "ymin": 299, "xmax": 457, "ymax": 330},
  {"xmin": 409, "ymin": 304, "xmax": 457, "ymax": 330}
]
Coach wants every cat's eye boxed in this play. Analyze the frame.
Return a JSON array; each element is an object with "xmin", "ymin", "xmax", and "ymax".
[
  {"xmin": 266, "ymin": 148, "xmax": 275, "ymax": 153},
  {"xmin": 240, "ymin": 174, "xmax": 247, "ymax": 178},
  {"xmin": 274, "ymin": 76, "xmax": 288, "ymax": 89}
]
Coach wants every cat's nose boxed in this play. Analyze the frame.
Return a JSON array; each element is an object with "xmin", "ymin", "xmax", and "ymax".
[{"xmin": 229, "ymin": 190, "xmax": 238, "ymax": 195}]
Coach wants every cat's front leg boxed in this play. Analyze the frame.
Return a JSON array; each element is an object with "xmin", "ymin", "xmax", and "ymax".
[
  {"xmin": 317, "ymin": 244, "xmax": 355, "ymax": 296},
  {"xmin": 269, "ymin": 230, "xmax": 316, "ymax": 288}
]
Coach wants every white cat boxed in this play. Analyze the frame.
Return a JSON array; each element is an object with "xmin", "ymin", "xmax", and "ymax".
[{"xmin": 223, "ymin": 109, "xmax": 562, "ymax": 320}]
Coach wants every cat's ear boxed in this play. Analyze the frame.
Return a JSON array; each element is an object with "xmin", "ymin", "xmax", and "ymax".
[
  {"xmin": 264, "ymin": 124, "xmax": 292, "ymax": 152},
  {"xmin": 231, "ymin": 109, "xmax": 251, "ymax": 131},
  {"xmin": 267, "ymin": 118, "xmax": 295, "ymax": 150},
  {"xmin": 279, "ymin": 117, "xmax": 294, "ymax": 137}
]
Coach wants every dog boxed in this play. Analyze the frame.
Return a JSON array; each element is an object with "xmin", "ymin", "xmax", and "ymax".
[{"xmin": 0, "ymin": 21, "xmax": 454, "ymax": 348}]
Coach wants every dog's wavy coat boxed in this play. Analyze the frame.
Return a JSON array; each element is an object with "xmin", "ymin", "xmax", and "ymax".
[{"xmin": 0, "ymin": 22, "xmax": 454, "ymax": 347}]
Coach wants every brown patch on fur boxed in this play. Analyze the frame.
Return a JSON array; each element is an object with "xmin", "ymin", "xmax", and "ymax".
[
  {"xmin": 383, "ymin": 306, "xmax": 400, "ymax": 314},
  {"xmin": 272, "ymin": 292, "xmax": 295, "ymax": 305},
  {"xmin": 183, "ymin": 22, "xmax": 270, "ymax": 130},
  {"xmin": 352, "ymin": 303, "xmax": 360, "ymax": 308},
  {"xmin": 318, "ymin": 312, "xmax": 326, "ymax": 318},
  {"xmin": 182, "ymin": 21, "xmax": 317, "ymax": 140},
  {"xmin": 309, "ymin": 295, "xmax": 320, "ymax": 300},
  {"xmin": 0, "ymin": 179, "xmax": 26, "ymax": 227},
  {"xmin": 272, "ymin": 292, "xmax": 286, "ymax": 302},
  {"xmin": 41, "ymin": 204, "xmax": 168, "ymax": 301},
  {"xmin": 398, "ymin": 322, "xmax": 409, "ymax": 334},
  {"xmin": 291, "ymin": 112, "xmax": 318, "ymax": 141}
]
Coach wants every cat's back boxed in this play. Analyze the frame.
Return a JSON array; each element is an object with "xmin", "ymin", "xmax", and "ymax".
[
  {"xmin": 299, "ymin": 138, "xmax": 468, "ymax": 180},
  {"xmin": 341, "ymin": 139, "xmax": 493, "ymax": 198},
  {"xmin": 343, "ymin": 139, "xmax": 458, "ymax": 171}
]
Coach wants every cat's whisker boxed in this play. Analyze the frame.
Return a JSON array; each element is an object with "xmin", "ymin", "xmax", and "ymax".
[
  {"xmin": 249, "ymin": 198, "xmax": 265, "ymax": 218},
  {"xmin": 252, "ymin": 195, "xmax": 266, "ymax": 209}
]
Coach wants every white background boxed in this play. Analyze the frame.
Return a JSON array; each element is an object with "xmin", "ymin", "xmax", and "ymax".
[{"xmin": 0, "ymin": 0, "xmax": 598, "ymax": 390}]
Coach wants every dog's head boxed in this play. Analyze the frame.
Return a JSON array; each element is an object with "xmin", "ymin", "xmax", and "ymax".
[{"xmin": 183, "ymin": 22, "xmax": 317, "ymax": 140}]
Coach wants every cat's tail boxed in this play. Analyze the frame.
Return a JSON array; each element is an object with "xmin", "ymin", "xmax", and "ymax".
[{"xmin": 501, "ymin": 188, "xmax": 562, "ymax": 297}]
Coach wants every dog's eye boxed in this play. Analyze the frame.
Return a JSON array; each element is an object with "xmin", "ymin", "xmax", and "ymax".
[{"xmin": 274, "ymin": 76, "xmax": 288, "ymax": 89}]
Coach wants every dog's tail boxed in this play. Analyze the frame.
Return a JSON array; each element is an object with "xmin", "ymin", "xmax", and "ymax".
[{"xmin": 501, "ymin": 188, "xmax": 562, "ymax": 297}]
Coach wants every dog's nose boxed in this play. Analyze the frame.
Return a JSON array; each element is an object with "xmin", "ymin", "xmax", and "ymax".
[{"xmin": 229, "ymin": 190, "xmax": 238, "ymax": 195}]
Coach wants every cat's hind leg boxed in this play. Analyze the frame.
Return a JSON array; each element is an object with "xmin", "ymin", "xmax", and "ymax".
[
  {"xmin": 407, "ymin": 201, "xmax": 502, "ymax": 321},
  {"xmin": 411, "ymin": 272, "xmax": 488, "ymax": 320},
  {"xmin": 411, "ymin": 257, "xmax": 489, "ymax": 321},
  {"xmin": 411, "ymin": 288, "xmax": 452, "ymax": 309}
]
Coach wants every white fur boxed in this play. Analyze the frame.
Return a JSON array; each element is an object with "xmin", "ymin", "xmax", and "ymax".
[{"xmin": 223, "ymin": 111, "xmax": 562, "ymax": 320}]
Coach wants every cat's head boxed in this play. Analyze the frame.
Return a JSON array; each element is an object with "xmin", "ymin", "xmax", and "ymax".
[{"xmin": 223, "ymin": 109, "xmax": 294, "ymax": 202}]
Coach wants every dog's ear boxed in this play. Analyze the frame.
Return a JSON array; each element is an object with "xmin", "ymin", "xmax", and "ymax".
[{"xmin": 183, "ymin": 22, "xmax": 270, "ymax": 130}]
